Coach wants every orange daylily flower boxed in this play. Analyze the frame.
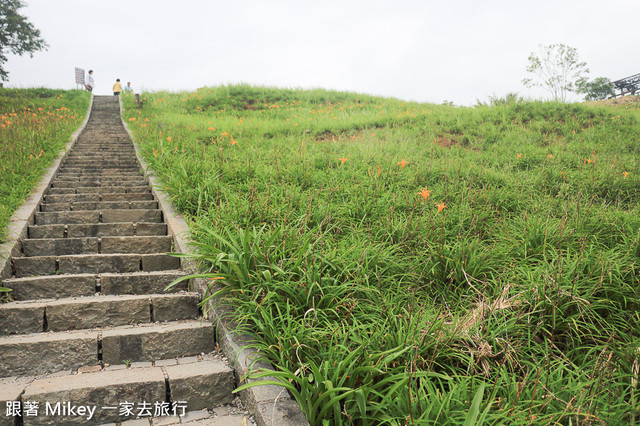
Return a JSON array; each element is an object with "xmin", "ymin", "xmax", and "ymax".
[
  {"xmin": 418, "ymin": 188, "xmax": 431, "ymax": 200},
  {"xmin": 338, "ymin": 157, "xmax": 348, "ymax": 165},
  {"xmin": 397, "ymin": 159, "xmax": 409, "ymax": 168},
  {"xmin": 436, "ymin": 202, "xmax": 446, "ymax": 213},
  {"xmin": 623, "ymin": 171, "xmax": 629, "ymax": 178},
  {"xmin": 547, "ymin": 154, "xmax": 553, "ymax": 159},
  {"xmin": 516, "ymin": 153, "xmax": 522, "ymax": 158},
  {"xmin": 167, "ymin": 137, "xmax": 172, "ymax": 142}
]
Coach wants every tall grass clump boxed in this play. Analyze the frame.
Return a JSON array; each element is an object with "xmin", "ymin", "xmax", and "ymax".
[
  {"xmin": 124, "ymin": 85, "xmax": 640, "ymax": 424},
  {"xmin": 0, "ymin": 88, "xmax": 90, "ymax": 241}
]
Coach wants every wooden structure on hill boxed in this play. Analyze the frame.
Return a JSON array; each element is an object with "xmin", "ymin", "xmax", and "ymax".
[{"xmin": 613, "ymin": 73, "xmax": 640, "ymax": 96}]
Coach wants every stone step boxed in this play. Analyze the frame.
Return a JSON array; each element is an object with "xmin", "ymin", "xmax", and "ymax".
[
  {"xmin": 65, "ymin": 152, "xmax": 135, "ymax": 156},
  {"xmin": 21, "ymin": 235, "xmax": 172, "ymax": 256},
  {"xmin": 40, "ymin": 200, "xmax": 158, "ymax": 211},
  {"xmin": 2, "ymin": 273, "xmax": 97, "ymax": 300},
  {"xmin": 44, "ymin": 192, "xmax": 154, "ymax": 203},
  {"xmin": 52, "ymin": 179, "xmax": 147, "ymax": 186},
  {"xmin": 0, "ymin": 293, "xmax": 200, "ymax": 335},
  {"xmin": 0, "ymin": 321, "xmax": 215, "ymax": 378},
  {"xmin": 13, "ymin": 253, "xmax": 180, "ymax": 277},
  {"xmin": 52, "ymin": 174, "xmax": 144, "ymax": 181},
  {"xmin": 2, "ymin": 271, "xmax": 187, "ymax": 300},
  {"xmin": 4, "ymin": 357, "xmax": 234, "ymax": 425},
  {"xmin": 56, "ymin": 171, "xmax": 142, "ymax": 177},
  {"xmin": 101, "ymin": 321, "xmax": 215, "ymax": 365},
  {"xmin": 35, "ymin": 209, "xmax": 162, "ymax": 225},
  {"xmin": 60, "ymin": 160, "xmax": 138, "ymax": 166},
  {"xmin": 58, "ymin": 166, "xmax": 141, "ymax": 171},
  {"xmin": 63, "ymin": 158, "xmax": 137, "ymax": 163},
  {"xmin": 0, "ymin": 328, "xmax": 98, "ymax": 377},
  {"xmin": 28, "ymin": 222, "xmax": 167, "ymax": 238},
  {"xmin": 49, "ymin": 186, "xmax": 152, "ymax": 195},
  {"xmin": 100, "ymin": 270, "xmax": 189, "ymax": 295},
  {"xmin": 51, "ymin": 180, "xmax": 148, "ymax": 188},
  {"xmin": 67, "ymin": 151, "xmax": 135, "ymax": 156},
  {"xmin": 51, "ymin": 176, "xmax": 147, "ymax": 184},
  {"xmin": 61, "ymin": 162, "xmax": 139, "ymax": 168}
]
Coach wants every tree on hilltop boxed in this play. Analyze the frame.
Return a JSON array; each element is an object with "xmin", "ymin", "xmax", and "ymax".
[
  {"xmin": 576, "ymin": 77, "xmax": 615, "ymax": 101},
  {"xmin": 0, "ymin": 0, "xmax": 48, "ymax": 82},
  {"xmin": 522, "ymin": 44, "xmax": 589, "ymax": 102}
]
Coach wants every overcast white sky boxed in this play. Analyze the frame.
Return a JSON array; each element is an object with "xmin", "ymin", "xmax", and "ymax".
[{"xmin": 5, "ymin": 0, "xmax": 640, "ymax": 106}]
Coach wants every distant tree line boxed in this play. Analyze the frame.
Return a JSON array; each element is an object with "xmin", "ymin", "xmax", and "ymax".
[
  {"xmin": 522, "ymin": 44, "xmax": 615, "ymax": 102},
  {"xmin": 0, "ymin": 0, "xmax": 47, "ymax": 82}
]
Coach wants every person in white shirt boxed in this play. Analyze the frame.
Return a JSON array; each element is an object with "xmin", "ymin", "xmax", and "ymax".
[{"xmin": 86, "ymin": 70, "xmax": 94, "ymax": 91}]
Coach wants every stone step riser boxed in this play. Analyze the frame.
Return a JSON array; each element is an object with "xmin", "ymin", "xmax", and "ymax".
[
  {"xmin": 54, "ymin": 173, "xmax": 143, "ymax": 178},
  {"xmin": 2, "ymin": 271, "xmax": 187, "ymax": 300},
  {"xmin": 44, "ymin": 193, "xmax": 154, "ymax": 203},
  {"xmin": 48, "ymin": 187, "xmax": 152, "ymax": 195},
  {"xmin": 53, "ymin": 177, "xmax": 146, "ymax": 183},
  {"xmin": 63, "ymin": 159, "xmax": 138, "ymax": 164},
  {"xmin": 21, "ymin": 235, "xmax": 172, "ymax": 256},
  {"xmin": 13, "ymin": 253, "xmax": 180, "ymax": 277},
  {"xmin": 0, "ymin": 294, "xmax": 200, "ymax": 335},
  {"xmin": 62, "ymin": 162, "xmax": 138, "ymax": 166},
  {"xmin": 54, "ymin": 168, "xmax": 141, "ymax": 174},
  {"xmin": 16, "ymin": 360, "xmax": 233, "ymax": 425},
  {"xmin": 58, "ymin": 164, "xmax": 140, "ymax": 169},
  {"xmin": 35, "ymin": 209, "xmax": 162, "ymax": 225},
  {"xmin": 66, "ymin": 151, "xmax": 135, "ymax": 155},
  {"xmin": 40, "ymin": 200, "xmax": 158, "ymax": 212},
  {"xmin": 28, "ymin": 222, "xmax": 167, "ymax": 238},
  {"xmin": 53, "ymin": 174, "xmax": 145, "ymax": 180},
  {"xmin": 0, "ymin": 322, "xmax": 215, "ymax": 378},
  {"xmin": 51, "ymin": 181, "xmax": 148, "ymax": 188}
]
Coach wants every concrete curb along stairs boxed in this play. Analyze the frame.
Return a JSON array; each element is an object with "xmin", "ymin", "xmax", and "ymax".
[
  {"xmin": 0, "ymin": 96, "xmax": 260, "ymax": 425},
  {"xmin": 120, "ymin": 100, "xmax": 309, "ymax": 425}
]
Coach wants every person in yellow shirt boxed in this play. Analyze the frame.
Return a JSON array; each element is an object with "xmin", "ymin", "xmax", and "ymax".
[{"xmin": 113, "ymin": 79, "xmax": 122, "ymax": 96}]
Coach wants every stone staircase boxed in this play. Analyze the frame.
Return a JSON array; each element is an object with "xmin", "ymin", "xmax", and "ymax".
[{"xmin": 0, "ymin": 96, "xmax": 252, "ymax": 425}]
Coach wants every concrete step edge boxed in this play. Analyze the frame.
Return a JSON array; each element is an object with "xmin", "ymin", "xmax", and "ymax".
[
  {"xmin": 0, "ymin": 320, "xmax": 215, "ymax": 378},
  {"xmin": 0, "ymin": 292, "xmax": 201, "ymax": 335},
  {"xmin": 13, "ymin": 253, "xmax": 180, "ymax": 276},
  {"xmin": 2, "ymin": 270, "xmax": 188, "ymax": 300},
  {"xmin": 2, "ymin": 356, "xmax": 236, "ymax": 424},
  {"xmin": 27, "ymin": 222, "xmax": 167, "ymax": 238},
  {"xmin": 20, "ymin": 235, "xmax": 172, "ymax": 257}
]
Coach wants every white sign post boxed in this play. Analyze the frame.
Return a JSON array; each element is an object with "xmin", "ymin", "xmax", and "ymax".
[{"xmin": 75, "ymin": 67, "xmax": 85, "ymax": 90}]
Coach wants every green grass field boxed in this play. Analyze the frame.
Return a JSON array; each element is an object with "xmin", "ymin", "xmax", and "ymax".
[
  {"xmin": 0, "ymin": 84, "xmax": 632, "ymax": 424},
  {"xmin": 0, "ymin": 88, "xmax": 90, "ymax": 242},
  {"xmin": 121, "ymin": 86, "xmax": 640, "ymax": 424}
]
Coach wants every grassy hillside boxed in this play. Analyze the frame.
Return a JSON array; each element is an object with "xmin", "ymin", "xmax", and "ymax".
[
  {"xmin": 0, "ymin": 88, "xmax": 91, "ymax": 241},
  {"xmin": 123, "ymin": 85, "xmax": 640, "ymax": 424}
]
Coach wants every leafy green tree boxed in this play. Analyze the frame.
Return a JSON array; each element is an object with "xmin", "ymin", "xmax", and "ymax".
[
  {"xmin": 0, "ymin": 0, "xmax": 48, "ymax": 82},
  {"xmin": 576, "ymin": 77, "xmax": 615, "ymax": 101},
  {"xmin": 522, "ymin": 44, "xmax": 589, "ymax": 102}
]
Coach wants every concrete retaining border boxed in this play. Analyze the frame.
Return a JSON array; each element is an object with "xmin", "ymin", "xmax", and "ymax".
[
  {"xmin": 119, "ymin": 98, "xmax": 309, "ymax": 426},
  {"xmin": 0, "ymin": 94, "xmax": 94, "ymax": 282}
]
